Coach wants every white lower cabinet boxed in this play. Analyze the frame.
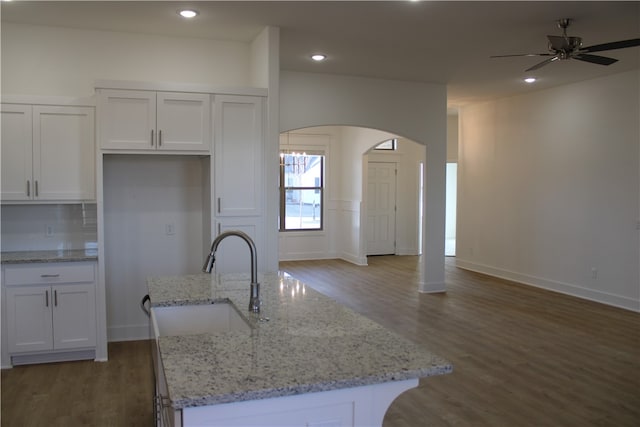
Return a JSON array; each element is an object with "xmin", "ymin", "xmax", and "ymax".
[
  {"xmin": 178, "ymin": 379, "xmax": 417, "ymax": 427},
  {"xmin": 153, "ymin": 338, "xmax": 181, "ymax": 427},
  {"xmin": 3, "ymin": 262, "xmax": 97, "ymax": 365}
]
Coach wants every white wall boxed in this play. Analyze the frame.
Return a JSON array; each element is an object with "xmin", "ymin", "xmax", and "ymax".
[
  {"xmin": 103, "ymin": 155, "xmax": 208, "ymax": 340},
  {"xmin": 340, "ymin": 127, "xmax": 396, "ymax": 264},
  {"xmin": 280, "ymin": 71, "xmax": 447, "ymax": 292},
  {"xmin": 447, "ymin": 115, "xmax": 459, "ymax": 163},
  {"xmin": 250, "ymin": 27, "xmax": 280, "ymax": 274},
  {"xmin": 457, "ymin": 70, "xmax": 640, "ymax": 311},
  {"xmin": 1, "ymin": 22, "xmax": 252, "ymax": 96},
  {"xmin": 0, "ymin": 204, "xmax": 97, "ymax": 251}
]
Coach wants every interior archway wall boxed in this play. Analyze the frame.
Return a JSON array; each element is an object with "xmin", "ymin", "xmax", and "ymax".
[
  {"xmin": 280, "ymin": 71, "xmax": 447, "ymax": 292},
  {"xmin": 279, "ymin": 126, "xmax": 424, "ymax": 265}
]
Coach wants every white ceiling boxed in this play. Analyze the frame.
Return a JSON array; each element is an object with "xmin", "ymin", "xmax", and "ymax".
[{"xmin": 2, "ymin": 1, "xmax": 639, "ymax": 109}]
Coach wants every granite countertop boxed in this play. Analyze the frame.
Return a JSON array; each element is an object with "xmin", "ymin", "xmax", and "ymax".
[
  {"xmin": 1, "ymin": 249, "xmax": 99, "ymax": 264},
  {"xmin": 147, "ymin": 272, "xmax": 452, "ymax": 410}
]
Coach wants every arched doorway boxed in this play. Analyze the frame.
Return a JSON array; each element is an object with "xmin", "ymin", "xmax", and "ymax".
[
  {"xmin": 279, "ymin": 70, "xmax": 447, "ymax": 293},
  {"xmin": 278, "ymin": 126, "xmax": 425, "ymax": 269}
]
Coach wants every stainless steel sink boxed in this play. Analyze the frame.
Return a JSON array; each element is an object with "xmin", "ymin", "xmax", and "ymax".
[{"xmin": 151, "ymin": 303, "xmax": 251, "ymax": 337}]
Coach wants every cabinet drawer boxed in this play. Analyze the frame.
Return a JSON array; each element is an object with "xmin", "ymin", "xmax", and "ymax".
[{"xmin": 4, "ymin": 263, "xmax": 95, "ymax": 286}]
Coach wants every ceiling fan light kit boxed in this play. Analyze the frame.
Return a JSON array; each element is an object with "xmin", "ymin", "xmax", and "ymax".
[{"xmin": 491, "ymin": 18, "xmax": 640, "ymax": 72}]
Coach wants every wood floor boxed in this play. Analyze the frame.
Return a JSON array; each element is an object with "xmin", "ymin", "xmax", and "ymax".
[
  {"xmin": 1, "ymin": 340, "xmax": 153, "ymax": 426},
  {"xmin": 2, "ymin": 256, "xmax": 639, "ymax": 426}
]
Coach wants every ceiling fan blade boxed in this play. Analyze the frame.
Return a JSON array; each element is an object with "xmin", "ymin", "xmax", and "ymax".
[
  {"xmin": 581, "ymin": 38, "xmax": 640, "ymax": 53},
  {"xmin": 525, "ymin": 56, "xmax": 558, "ymax": 72},
  {"xmin": 573, "ymin": 53, "xmax": 618, "ymax": 66},
  {"xmin": 490, "ymin": 53, "xmax": 553, "ymax": 58}
]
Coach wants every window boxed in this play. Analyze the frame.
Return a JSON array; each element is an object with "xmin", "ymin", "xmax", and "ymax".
[
  {"xmin": 279, "ymin": 151, "xmax": 324, "ymax": 231},
  {"xmin": 374, "ymin": 138, "xmax": 397, "ymax": 151}
]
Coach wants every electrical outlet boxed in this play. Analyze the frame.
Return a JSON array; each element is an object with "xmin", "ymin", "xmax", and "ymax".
[
  {"xmin": 165, "ymin": 223, "xmax": 175, "ymax": 236},
  {"xmin": 591, "ymin": 267, "xmax": 598, "ymax": 280},
  {"xmin": 45, "ymin": 225, "xmax": 54, "ymax": 237}
]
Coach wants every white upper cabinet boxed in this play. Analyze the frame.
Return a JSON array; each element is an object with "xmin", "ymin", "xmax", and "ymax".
[
  {"xmin": 34, "ymin": 106, "xmax": 95, "ymax": 201},
  {"xmin": 98, "ymin": 90, "xmax": 155, "ymax": 150},
  {"xmin": 157, "ymin": 92, "xmax": 211, "ymax": 151},
  {"xmin": 1, "ymin": 104, "xmax": 95, "ymax": 202},
  {"xmin": 214, "ymin": 95, "xmax": 264, "ymax": 216},
  {"xmin": 98, "ymin": 89, "xmax": 211, "ymax": 152},
  {"xmin": 1, "ymin": 104, "xmax": 33, "ymax": 201}
]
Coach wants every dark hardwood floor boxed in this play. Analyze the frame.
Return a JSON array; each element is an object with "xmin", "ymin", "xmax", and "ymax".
[
  {"xmin": 281, "ymin": 257, "xmax": 640, "ymax": 427},
  {"xmin": 2, "ymin": 256, "xmax": 639, "ymax": 426},
  {"xmin": 1, "ymin": 340, "xmax": 153, "ymax": 426}
]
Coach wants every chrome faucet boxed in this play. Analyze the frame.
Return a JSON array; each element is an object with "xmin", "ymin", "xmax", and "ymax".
[{"xmin": 203, "ymin": 230, "xmax": 261, "ymax": 313}]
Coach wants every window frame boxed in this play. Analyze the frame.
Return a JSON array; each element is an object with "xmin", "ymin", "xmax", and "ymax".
[
  {"xmin": 279, "ymin": 151, "xmax": 325, "ymax": 232},
  {"xmin": 374, "ymin": 138, "xmax": 397, "ymax": 151}
]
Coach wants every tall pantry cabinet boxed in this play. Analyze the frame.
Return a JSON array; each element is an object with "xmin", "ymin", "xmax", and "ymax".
[
  {"xmin": 96, "ymin": 84, "xmax": 267, "ymax": 342},
  {"xmin": 213, "ymin": 94, "xmax": 265, "ymax": 273}
]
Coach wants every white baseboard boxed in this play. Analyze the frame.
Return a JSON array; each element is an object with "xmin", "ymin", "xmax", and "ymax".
[
  {"xmin": 455, "ymin": 259, "xmax": 640, "ymax": 312},
  {"xmin": 279, "ymin": 253, "xmax": 333, "ymax": 262},
  {"xmin": 108, "ymin": 324, "xmax": 151, "ymax": 342},
  {"xmin": 418, "ymin": 281, "xmax": 446, "ymax": 293},
  {"xmin": 340, "ymin": 253, "xmax": 368, "ymax": 266},
  {"xmin": 11, "ymin": 349, "xmax": 96, "ymax": 366}
]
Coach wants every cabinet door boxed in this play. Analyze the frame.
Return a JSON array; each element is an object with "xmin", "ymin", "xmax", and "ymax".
[
  {"xmin": 99, "ymin": 89, "xmax": 156, "ymax": 150},
  {"xmin": 6, "ymin": 286, "xmax": 53, "ymax": 353},
  {"xmin": 213, "ymin": 218, "xmax": 263, "ymax": 274},
  {"xmin": 33, "ymin": 106, "xmax": 95, "ymax": 200},
  {"xmin": 157, "ymin": 92, "xmax": 211, "ymax": 152},
  {"xmin": 1, "ymin": 104, "xmax": 33, "ymax": 201},
  {"xmin": 214, "ymin": 95, "xmax": 264, "ymax": 216},
  {"xmin": 52, "ymin": 283, "xmax": 96, "ymax": 350}
]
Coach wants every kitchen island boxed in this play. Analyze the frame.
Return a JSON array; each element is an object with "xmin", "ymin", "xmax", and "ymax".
[{"xmin": 147, "ymin": 272, "xmax": 452, "ymax": 426}]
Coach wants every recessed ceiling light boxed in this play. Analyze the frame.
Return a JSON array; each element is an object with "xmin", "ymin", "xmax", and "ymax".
[
  {"xmin": 524, "ymin": 77, "xmax": 537, "ymax": 83},
  {"xmin": 178, "ymin": 9, "xmax": 199, "ymax": 19},
  {"xmin": 311, "ymin": 54, "xmax": 327, "ymax": 61}
]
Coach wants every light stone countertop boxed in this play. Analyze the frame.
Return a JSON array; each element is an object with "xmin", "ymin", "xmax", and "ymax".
[
  {"xmin": 147, "ymin": 272, "xmax": 453, "ymax": 410},
  {"xmin": 0, "ymin": 249, "xmax": 98, "ymax": 264}
]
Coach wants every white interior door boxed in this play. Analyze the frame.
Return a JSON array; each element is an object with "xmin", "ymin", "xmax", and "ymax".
[{"xmin": 367, "ymin": 162, "xmax": 397, "ymax": 255}]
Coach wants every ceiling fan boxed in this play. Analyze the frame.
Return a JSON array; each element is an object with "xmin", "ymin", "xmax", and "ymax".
[{"xmin": 491, "ymin": 19, "xmax": 640, "ymax": 72}]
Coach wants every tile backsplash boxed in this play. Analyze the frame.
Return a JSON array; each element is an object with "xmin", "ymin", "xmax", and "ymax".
[{"xmin": 0, "ymin": 204, "xmax": 97, "ymax": 252}]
